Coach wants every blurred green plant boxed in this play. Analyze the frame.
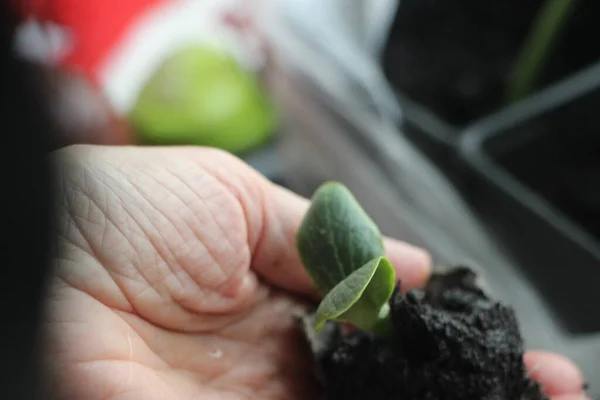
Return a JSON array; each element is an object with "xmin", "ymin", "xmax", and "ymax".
[{"xmin": 506, "ymin": 0, "xmax": 576, "ymax": 104}]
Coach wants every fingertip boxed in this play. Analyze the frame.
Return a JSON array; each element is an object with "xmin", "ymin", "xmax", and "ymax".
[
  {"xmin": 383, "ymin": 238, "xmax": 432, "ymax": 291},
  {"xmin": 525, "ymin": 351, "xmax": 586, "ymax": 397}
]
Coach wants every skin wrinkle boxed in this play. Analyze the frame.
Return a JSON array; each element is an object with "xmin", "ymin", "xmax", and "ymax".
[
  {"xmin": 117, "ymin": 319, "xmax": 257, "ymax": 388},
  {"xmin": 121, "ymin": 298, "xmax": 250, "ymax": 334},
  {"xmin": 67, "ymin": 173, "xmax": 160, "ymax": 317},
  {"xmin": 63, "ymin": 166, "xmax": 136, "ymax": 271},
  {"xmin": 93, "ymin": 163, "xmax": 237, "ymax": 325},
  {"xmin": 128, "ymin": 168, "xmax": 253, "ymax": 313},
  {"xmin": 147, "ymin": 165, "xmax": 245, "ymax": 295},
  {"xmin": 57, "ymin": 233, "xmax": 97, "ymax": 265},
  {"xmin": 117, "ymin": 313, "xmax": 224, "ymax": 376},
  {"xmin": 98, "ymin": 167, "xmax": 188, "ymax": 283},
  {"xmin": 59, "ymin": 165, "xmax": 187, "ymax": 327},
  {"xmin": 92, "ymin": 169, "xmax": 137, "ymax": 261},
  {"xmin": 62, "ymin": 176, "xmax": 90, "ymax": 244},
  {"xmin": 62, "ymin": 171, "xmax": 150, "ymax": 258},
  {"xmin": 65, "ymin": 190, "xmax": 105, "ymax": 270},
  {"xmin": 48, "ymin": 320, "xmax": 122, "ymax": 369},
  {"xmin": 81, "ymin": 181, "xmax": 139, "ymax": 271},
  {"xmin": 49, "ymin": 302, "xmax": 169, "ymax": 372},
  {"xmin": 53, "ymin": 188, "xmax": 129, "ymax": 307},
  {"xmin": 53, "ymin": 252, "xmax": 133, "ymax": 313},
  {"xmin": 162, "ymin": 168, "xmax": 252, "ymax": 299},
  {"xmin": 215, "ymin": 285, "xmax": 273, "ymax": 339},
  {"xmin": 103, "ymin": 162, "xmax": 231, "ymax": 309},
  {"xmin": 217, "ymin": 288, "xmax": 277, "ymax": 343},
  {"xmin": 161, "ymin": 165, "xmax": 239, "ymax": 259},
  {"xmin": 125, "ymin": 178, "xmax": 209, "ymax": 297},
  {"xmin": 196, "ymin": 151, "xmax": 263, "ymax": 252},
  {"xmin": 54, "ymin": 177, "xmax": 84, "ymax": 241},
  {"xmin": 97, "ymin": 179, "xmax": 189, "ymax": 313}
]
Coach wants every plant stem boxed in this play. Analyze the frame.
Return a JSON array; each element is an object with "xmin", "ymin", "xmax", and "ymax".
[
  {"xmin": 372, "ymin": 303, "xmax": 393, "ymax": 338},
  {"xmin": 505, "ymin": 0, "xmax": 575, "ymax": 104}
]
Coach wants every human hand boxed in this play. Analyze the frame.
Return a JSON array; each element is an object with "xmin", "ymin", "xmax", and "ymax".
[{"xmin": 44, "ymin": 145, "xmax": 588, "ymax": 399}]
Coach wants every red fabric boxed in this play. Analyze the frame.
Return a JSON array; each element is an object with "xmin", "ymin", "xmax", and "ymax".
[{"xmin": 13, "ymin": 0, "xmax": 166, "ymax": 82}]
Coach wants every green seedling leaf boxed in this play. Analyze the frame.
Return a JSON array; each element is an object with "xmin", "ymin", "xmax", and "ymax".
[
  {"xmin": 296, "ymin": 182, "xmax": 385, "ymax": 295},
  {"xmin": 315, "ymin": 257, "xmax": 395, "ymax": 334}
]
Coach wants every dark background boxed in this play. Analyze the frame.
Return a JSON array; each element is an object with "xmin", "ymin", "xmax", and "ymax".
[{"xmin": 0, "ymin": 4, "xmax": 54, "ymax": 400}]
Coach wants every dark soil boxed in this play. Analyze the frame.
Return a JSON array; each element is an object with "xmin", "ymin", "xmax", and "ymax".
[
  {"xmin": 382, "ymin": 0, "xmax": 600, "ymax": 127},
  {"xmin": 493, "ymin": 86, "xmax": 600, "ymax": 242},
  {"xmin": 302, "ymin": 267, "xmax": 549, "ymax": 400}
]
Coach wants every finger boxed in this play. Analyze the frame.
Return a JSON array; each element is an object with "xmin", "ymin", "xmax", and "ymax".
[
  {"xmin": 524, "ymin": 351, "xmax": 586, "ymax": 397},
  {"xmin": 250, "ymin": 181, "xmax": 432, "ymax": 298},
  {"xmin": 250, "ymin": 183, "xmax": 317, "ymax": 297}
]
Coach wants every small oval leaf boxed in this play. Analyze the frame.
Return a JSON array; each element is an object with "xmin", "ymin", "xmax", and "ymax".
[
  {"xmin": 314, "ymin": 257, "xmax": 395, "ymax": 333},
  {"xmin": 296, "ymin": 182, "xmax": 385, "ymax": 295}
]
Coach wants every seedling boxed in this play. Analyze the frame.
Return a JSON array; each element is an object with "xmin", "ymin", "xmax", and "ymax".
[
  {"xmin": 295, "ymin": 183, "xmax": 578, "ymax": 399},
  {"xmin": 296, "ymin": 182, "xmax": 395, "ymax": 337}
]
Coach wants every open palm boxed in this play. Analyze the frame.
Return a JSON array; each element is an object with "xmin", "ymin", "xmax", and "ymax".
[{"xmin": 45, "ymin": 146, "xmax": 586, "ymax": 400}]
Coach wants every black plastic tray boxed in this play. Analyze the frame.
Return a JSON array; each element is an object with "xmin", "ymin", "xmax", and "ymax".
[
  {"xmin": 458, "ymin": 61, "xmax": 600, "ymax": 334},
  {"xmin": 394, "ymin": 91, "xmax": 457, "ymax": 159}
]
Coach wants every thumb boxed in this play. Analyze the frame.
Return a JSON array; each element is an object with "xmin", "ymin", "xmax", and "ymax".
[{"xmin": 249, "ymin": 180, "xmax": 431, "ymax": 298}]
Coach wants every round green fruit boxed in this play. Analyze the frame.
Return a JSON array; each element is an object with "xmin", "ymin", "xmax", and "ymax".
[{"xmin": 130, "ymin": 44, "xmax": 277, "ymax": 154}]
